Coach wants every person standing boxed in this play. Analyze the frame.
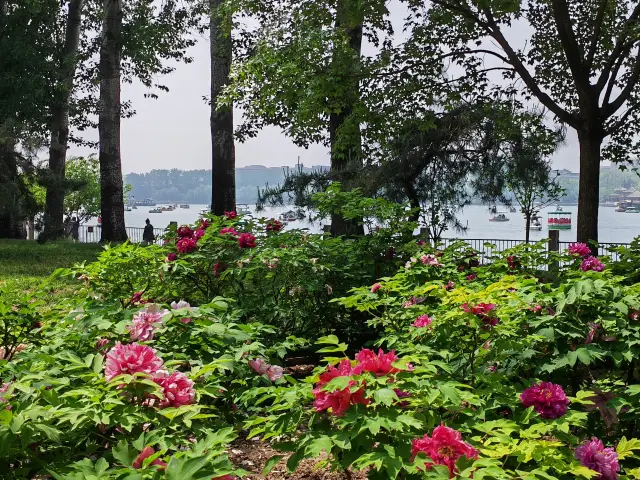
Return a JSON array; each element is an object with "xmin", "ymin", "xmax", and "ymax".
[
  {"xmin": 142, "ymin": 218, "xmax": 155, "ymax": 245},
  {"xmin": 71, "ymin": 217, "xmax": 80, "ymax": 242}
]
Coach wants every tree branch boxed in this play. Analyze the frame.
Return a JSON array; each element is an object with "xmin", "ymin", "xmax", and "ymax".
[
  {"xmin": 550, "ymin": 0, "xmax": 588, "ymax": 90},
  {"xmin": 585, "ymin": 0, "xmax": 609, "ymax": 69},
  {"xmin": 604, "ymin": 100, "xmax": 640, "ymax": 135},
  {"xmin": 603, "ymin": 46, "xmax": 640, "ymax": 118}
]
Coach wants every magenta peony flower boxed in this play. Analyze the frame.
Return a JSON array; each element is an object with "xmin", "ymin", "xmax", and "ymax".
[
  {"xmin": 581, "ymin": 256, "xmax": 605, "ymax": 272},
  {"xmin": 194, "ymin": 229, "xmax": 205, "ymax": 240},
  {"xmin": 151, "ymin": 371, "xmax": 195, "ymax": 408},
  {"xmin": 248, "ymin": 358, "xmax": 269, "ymax": 375},
  {"xmin": 131, "ymin": 291, "xmax": 144, "ymax": 305},
  {"xmin": 213, "ymin": 262, "xmax": 226, "ymax": 277},
  {"xmin": 198, "ymin": 218, "xmax": 210, "ymax": 230},
  {"xmin": 176, "ymin": 226, "xmax": 194, "ymax": 239},
  {"xmin": 220, "ymin": 227, "xmax": 239, "ymax": 236},
  {"xmin": 466, "ymin": 273, "xmax": 477, "ymax": 282},
  {"xmin": 575, "ymin": 438, "xmax": 619, "ymax": 480},
  {"xmin": 370, "ymin": 283, "xmax": 382, "ymax": 293},
  {"xmin": 266, "ymin": 219, "xmax": 284, "ymax": 232},
  {"xmin": 166, "ymin": 253, "xmax": 177, "ymax": 262},
  {"xmin": 417, "ymin": 240, "xmax": 426, "ymax": 246},
  {"xmin": 238, "ymin": 233, "xmax": 256, "ymax": 248},
  {"xmin": 353, "ymin": 348, "xmax": 400, "ymax": 376},
  {"xmin": 224, "ymin": 211, "xmax": 237, "ymax": 219},
  {"xmin": 444, "ymin": 281, "xmax": 455, "ymax": 291},
  {"xmin": 176, "ymin": 237, "xmax": 197, "ymax": 254},
  {"xmin": 462, "ymin": 303, "xmax": 499, "ymax": 327},
  {"xmin": 520, "ymin": 381, "xmax": 570, "ymax": 419},
  {"xmin": 133, "ymin": 446, "xmax": 167, "ymax": 469},
  {"xmin": 411, "ymin": 424, "xmax": 478, "ymax": 478},
  {"xmin": 312, "ymin": 359, "xmax": 368, "ymax": 417},
  {"xmin": 569, "ymin": 242, "xmax": 592, "ymax": 258},
  {"xmin": 585, "ymin": 322, "xmax": 599, "ymax": 344},
  {"xmin": 266, "ymin": 365, "xmax": 284, "ymax": 382},
  {"xmin": 414, "ymin": 314, "xmax": 433, "ymax": 328},
  {"xmin": 104, "ymin": 342, "xmax": 164, "ymax": 382},
  {"xmin": 507, "ymin": 255, "xmax": 520, "ymax": 270}
]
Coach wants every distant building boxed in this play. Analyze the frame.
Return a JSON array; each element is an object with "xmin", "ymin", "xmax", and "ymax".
[{"xmin": 557, "ymin": 169, "xmax": 579, "ymax": 179}]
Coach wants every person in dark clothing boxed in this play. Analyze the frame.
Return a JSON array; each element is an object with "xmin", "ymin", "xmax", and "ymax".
[
  {"xmin": 142, "ymin": 218, "xmax": 155, "ymax": 245},
  {"xmin": 71, "ymin": 217, "xmax": 80, "ymax": 242}
]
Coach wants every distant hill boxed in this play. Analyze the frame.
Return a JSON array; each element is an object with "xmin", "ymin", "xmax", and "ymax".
[{"xmin": 125, "ymin": 165, "xmax": 329, "ymax": 204}]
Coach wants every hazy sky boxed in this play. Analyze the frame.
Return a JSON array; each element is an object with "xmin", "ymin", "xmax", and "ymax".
[{"xmin": 70, "ymin": 1, "xmax": 582, "ymax": 174}]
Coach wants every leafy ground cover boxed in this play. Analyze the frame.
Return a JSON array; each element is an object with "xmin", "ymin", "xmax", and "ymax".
[{"xmin": 2, "ymin": 195, "xmax": 640, "ymax": 479}]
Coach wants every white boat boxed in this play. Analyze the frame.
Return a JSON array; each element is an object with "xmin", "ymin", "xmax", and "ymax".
[
  {"xmin": 199, "ymin": 206, "xmax": 211, "ymax": 215},
  {"xmin": 180, "ymin": 204, "xmax": 190, "ymax": 209},
  {"xmin": 489, "ymin": 213, "xmax": 510, "ymax": 222},
  {"xmin": 279, "ymin": 210, "xmax": 298, "ymax": 222},
  {"xmin": 124, "ymin": 205, "xmax": 132, "ymax": 212},
  {"xmin": 149, "ymin": 208, "xmax": 162, "ymax": 214},
  {"xmin": 237, "ymin": 204, "xmax": 251, "ymax": 215}
]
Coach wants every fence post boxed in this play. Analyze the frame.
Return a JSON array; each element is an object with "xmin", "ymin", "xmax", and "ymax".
[{"xmin": 548, "ymin": 230, "xmax": 560, "ymax": 270}]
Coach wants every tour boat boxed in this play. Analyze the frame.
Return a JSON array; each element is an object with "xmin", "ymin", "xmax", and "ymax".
[
  {"xmin": 149, "ymin": 208, "xmax": 162, "ymax": 214},
  {"xmin": 180, "ymin": 204, "xmax": 190, "ymax": 209},
  {"xmin": 548, "ymin": 211, "xmax": 572, "ymax": 229},
  {"xmin": 279, "ymin": 210, "xmax": 299, "ymax": 222},
  {"xmin": 489, "ymin": 213, "xmax": 510, "ymax": 222},
  {"xmin": 626, "ymin": 207, "xmax": 640, "ymax": 213},
  {"xmin": 237, "ymin": 204, "xmax": 252, "ymax": 215}
]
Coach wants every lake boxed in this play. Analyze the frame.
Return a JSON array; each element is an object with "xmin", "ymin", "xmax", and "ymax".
[{"xmin": 115, "ymin": 204, "xmax": 640, "ymax": 244}]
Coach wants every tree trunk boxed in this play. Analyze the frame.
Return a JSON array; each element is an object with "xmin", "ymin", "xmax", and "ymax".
[
  {"xmin": 44, "ymin": 0, "xmax": 84, "ymax": 240},
  {"xmin": 576, "ymin": 130, "xmax": 602, "ymax": 247},
  {"xmin": 98, "ymin": 0, "xmax": 127, "ymax": 242},
  {"xmin": 210, "ymin": 0, "xmax": 235, "ymax": 216},
  {"xmin": 404, "ymin": 182, "xmax": 421, "ymax": 223},
  {"xmin": 525, "ymin": 212, "xmax": 531, "ymax": 244},
  {"xmin": 329, "ymin": 0, "xmax": 364, "ymax": 237}
]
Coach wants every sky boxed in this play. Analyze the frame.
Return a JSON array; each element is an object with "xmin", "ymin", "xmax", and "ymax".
[{"xmin": 70, "ymin": 1, "xmax": 582, "ymax": 174}]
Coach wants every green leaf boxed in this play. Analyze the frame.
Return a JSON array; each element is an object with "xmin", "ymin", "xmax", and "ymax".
[
  {"xmin": 373, "ymin": 388, "xmax": 398, "ymax": 406},
  {"xmin": 262, "ymin": 455, "xmax": 284, "ymax": 475}
]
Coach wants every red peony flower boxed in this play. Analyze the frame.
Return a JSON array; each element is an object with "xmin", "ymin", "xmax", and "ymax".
[
  {"xmin": 167, "ymin": 253, "xmax": 177, "ymax": 262},
  {"xmin": 370, "ymin": 283, "xmax": 382, "ymax": 293},
  {"xmin": 266, "ymin": 219, "xmax": 284, "ymax": 232},
  {"xmin": 568, "ymin": 242, "xmax": 592, "ymax": 258},
  {"xmin": 575, "ymin": 437, "xmax": 619, "ymax": 480},
  {"xmin": 213, "ymin": 262, "xmax": 226, "ymax": 277},
  {"xmin": 520, "ymin": 381, "xmax": 570, "ymax": 419},
  {"xmin": 176, "ymin": 237, "xmax": 197, "ymax": 254},
  {"xmin": 507, "ymin": 255, "xmax": 520, "ymax": 270},
  {"xmin": 413, "ymin": 314, "xmax": 433, "ymax": 328},
  {"xmin": 353, "ymin": 348, "xmax": 400, "ymax": 376},
  {"xmin": 220, "ymin": 227, "xmax": 239, "ymax": 236},
  {"xmin": 199, "ymin": 218, "xmax": 210, "ymax": 230},
  {"xmin": 224, "ymin": 211, "xmax": 238, "ymax": 219},
  {"xmin": 238, "ymin": 233, "xmax": 256, "ymax": 248},
  {"xmin": 411, "ymin": 424, "xmax": 478, "ymax": 478},
  {"xmin": 312, "ymin": 359, "xmax": 368, "ymax": 417},
  {"xmin": 194, "ymin": 229, "xmax": 205, "ymax": 240},
  {"xmin": 104, "ymin": 342, "xmax": 164, "ymax": 382},
  {"xmin": 133, "ymin": 446, "xmax": 167, "ymax": 469},
  {"xmin": 151, "ymin": 371, "xmax": 195, "ymax": 408},
  {"xmin": 466, "ymin": 273, "xmax": 477, "ymax": 282},
  {"xmin": 177, "ymin": 226, "xmax": 194, "ymax": 239}
]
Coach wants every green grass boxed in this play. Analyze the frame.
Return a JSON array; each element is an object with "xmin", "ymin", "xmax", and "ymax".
[{"xmin": 0, "ymin": 240, "xmax": 101, "ymax": 299}]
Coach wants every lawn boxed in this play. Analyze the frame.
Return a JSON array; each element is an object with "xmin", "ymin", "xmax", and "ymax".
[{"xmin": 0, "ymin": 239, "xmax": 102, "ymax": 299}]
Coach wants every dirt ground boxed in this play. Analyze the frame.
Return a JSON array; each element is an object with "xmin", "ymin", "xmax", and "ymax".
[{"xmin": 228, "ymin": 438, "xmax": 368, "ymax": 480}]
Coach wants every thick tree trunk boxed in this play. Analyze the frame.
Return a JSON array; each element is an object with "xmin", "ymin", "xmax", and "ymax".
[
  {"xmin": 576, "ymin": 130, "xmax": 602, "ymax": 246},
  {"xmin": 44, "ymin": 0, "xmax": 84, "ymax": 240},
  {"xmin": 210, "ymin": 0, "xmax": 235, "ymax": 216},
  {"xmin": 98, "ymin": 0, "xmax": 127, "ymax": 242},
  {"xmin": 329, "ymin": 1, "xmax": 364, "ymax": 237}
]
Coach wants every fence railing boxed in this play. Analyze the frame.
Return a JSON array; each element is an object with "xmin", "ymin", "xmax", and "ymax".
[{"xmin": 78, "ymin": 226, "xmax": 165, "ymax": 244}]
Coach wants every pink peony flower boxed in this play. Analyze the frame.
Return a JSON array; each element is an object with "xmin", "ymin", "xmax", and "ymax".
[
  {"xmin": 220, "ymin": 227, "xmax": 239, "ymax": 236},
  {"xmin": 127, "ymin": 304, "xmax": 168, "ymax": 342},
  {"xmin": 411, "ymin": 424, "xmax": 478, "ymax": 478},
  {"xmin": 95, "ymin": 338, "xmax": 110, "ymax": 351},
  {"xmin": 444, "ymin": 281, "xmax": 455, "ymax": 291},
  {"xmin": 133, "ymin": 446, "xmax": 167, "ymax": 469},
  {"xmin": 581, "ymin": 256, "xmax": 605, "ymax": 272},
  {"xmin": 224, "ymin": 211, "xmax": 237, "ymax": 219},
  {"xmin": 520, "ymin": 381, "xmax": 570, "ymax": 419},
  {"xmin": 0, "ymin": 382, "xmax": 12, "ymax": 404},
  {"xmin": 421, "ymin": 254, "xmax": 442, "ymax": 266},
  {"xmin": 238, "ymin": 233, "xmax": 256, "ymax": 248},
  {"xmin": 248, "ymin": 358, "xmax": 269, "ymax": 375},
  {"xmin": 312, "ymin": 359, "xmax": 368, "ymax": 417},
  {"xmin": 531, "ymin": 304, "xmax": 543, "ymax": 314},
  {"xmin": 353, "ymin": 348, "xmax": 400, "ymax": 376},
  {"xmin": 176, "ymin": 237, "xmax": 197, "ymax": 254},
  {"xmin": 266, "ymin": 365, "xmax": 284, "ymax": 382},
  {"xmin": 171, "ymin": 300, "xmax": 194, "ymax": 324},
  {"xmin": 413, "ymin": 314, "xmax": 433, "ymax": 328},
  {"xmin": 569, "ymin": 242, "xmax": 592, "ymax": 258},
  {"xmin": 104, "ymin": 342, "xmax": 164, "ymax": 382},
  {"xmin": 151, "ymin": 371, "xmax": 195, "ymax": 408},
  {"xmin": 462, "ymin": 303, "xmax": 499, "ymax": 327},
  {"xmin": 177, "ymin": 226, "xmax": 194, "ymax": 239},
  {"xmin": 370, "ymin": 283, "xmax": 382, "ymax": 293},
  {"xmin": 585, "ymin": 323, "xmax": 599, "ymax": 344},
  {"xmin": 575, "ymin": 438, "xmax": 619, "ymax": 480},
  {"xmin": 166, "ymin": 253, "xmax": 177, "ymax": 262}
]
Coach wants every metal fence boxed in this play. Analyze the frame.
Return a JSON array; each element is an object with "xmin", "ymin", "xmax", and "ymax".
[
  {"xmin": 78, "ymin": 226, "xmax": 165, "ymax": 244},
  {"xmin": 438, "ymin": 237, "xmax": 629, "ymax": 262}
]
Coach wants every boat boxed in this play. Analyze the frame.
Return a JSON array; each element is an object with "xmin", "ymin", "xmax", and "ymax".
[
  {"xmin": 124, "ymin": 205, "xmax": 132, "ymax": 212},
  {"xmin": 160, "ymin": 205, "xmax": 174, "ymax": 212},
  {"xmin": 279, "ymin": 210, "xmax": 299, "ymax": 222},
  {"xmin": 615, "ymin": 205, "xmax": 627, "ymax": 212},
  {"xmin": 548, "ymin": 211, "xmax": 572, "ymax": 229},
  {"xmin": 149, "ymin": 208, "xmax": 163, "ymax": 214},
  {"xmin": 509, "ymin": 207, "xmax": 517, "ymax": 213},
  {"xmin": 626, "ymin": 207, "xmax": 640, "ymax": 213},
  {"xmin": 237, "ymin": 204, "xmax": 251, "ymax": 215},
  {"xmin": 132, "ymin": 205, "xmax": 137, "ymax": 210},
  {"xmin": 489, "ymin": 213, "xmax": 510, "ymax": 222},
  {"xmin": 136, "ymin": 198, "xmax": 156, "ymax": 207},
  {"xmin": 199, "ymin": 206, "xmax": 211, "ymax": 215},
  {"xmin": 180, "ymin": 204, "xmax": 190, "ymax": 209},
  {"xmin": 556, "ymin": 205, "xmax": 564, "ymax": 212},
  {"xmin": 530, "ymin": 216, "xmax": 543, "ymax": 231}
]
